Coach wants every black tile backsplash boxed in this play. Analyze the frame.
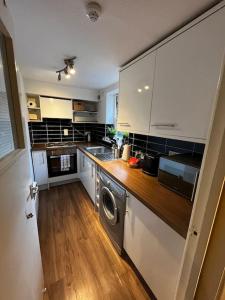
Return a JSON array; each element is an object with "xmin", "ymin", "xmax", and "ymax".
[
  {"xmin": 166, "ymin": 139, "xmax": 194, "ymax": 151},
  {"xmin": 193, "ymin": 143, "xmax": 205, "ymax": 154},
  {"xmin": 29, "ymin": 118, "xmax": 112, "ymax": 144},
  {"xmin": 29, "ymin": 118, "xmax": 205, "ymax": 156},
  {"xmin": 128, "ymin": 132, "xmax": 205, "ymax": 156}
]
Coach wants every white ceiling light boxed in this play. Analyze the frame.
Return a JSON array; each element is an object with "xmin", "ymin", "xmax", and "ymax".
[
  {"xmin": 86, "ymin": 2, "xmax": 102, "ymax": 22},
  {"xmin": 64, "ymin": 68, "xmax": 71, "ymax": 79},
  {"xmin": 144, "ymin": 85, "xmax": 150, "ymax": 90},
  {"xmin": 137, "ymin": 88, "xmax": 142, "ymax": 93},
  {"xmin": 56, "ymin": 56, "xmax": 76, "ymax": 81},
  {"xmin": 69, "ymin": 66, "xmax": 76, "ymax": 75}
]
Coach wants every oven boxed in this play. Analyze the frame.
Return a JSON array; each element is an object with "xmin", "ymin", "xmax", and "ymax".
[{"xmin": 47, "ymin": 147, "xmax": 77, "ymax": 178}]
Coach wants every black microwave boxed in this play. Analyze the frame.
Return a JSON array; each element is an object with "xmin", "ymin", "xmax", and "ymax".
[{"xmin": 158, "ymin": 153, "xmax": 202, "ymax": 201}]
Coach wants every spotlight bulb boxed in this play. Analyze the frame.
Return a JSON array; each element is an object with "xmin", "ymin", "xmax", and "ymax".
[
  {"xmin": 65, "ymin": 73, "xmax": 71, "ymax": 79},
  {"xmin": 69, "ymin": 68, "xmax": 76, "ymax": 75}
]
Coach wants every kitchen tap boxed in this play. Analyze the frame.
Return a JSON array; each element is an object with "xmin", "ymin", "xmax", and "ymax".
[{"xmin": 85, "ymin": 131, "xmax": 91, "ymax": 142}]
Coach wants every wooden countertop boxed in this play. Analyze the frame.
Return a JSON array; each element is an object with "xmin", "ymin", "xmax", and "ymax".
[
  {"xmin": 78, "ymin": 144, "xmax": 192, "ymax": 239},
  {"xmin": 31, "ymin": 142, "xmax": 192, "ymax": 238},
  {"xmin": 31, "ymin": 143, "xmax": 48, "ymax": 151}
]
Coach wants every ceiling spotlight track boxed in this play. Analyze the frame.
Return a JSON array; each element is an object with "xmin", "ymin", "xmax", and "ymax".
[{"xmin": 56, "ymin": 56, "xmax": 76, "ymax": 81}]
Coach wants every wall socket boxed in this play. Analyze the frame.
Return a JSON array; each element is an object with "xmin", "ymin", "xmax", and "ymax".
[
  {"xmin": 168, "ymin": 150, "xmax": 178, "ymax": 156},
  {"xmin": 63, "ymin": 129, "xmax": 68, "ymax": 136}
]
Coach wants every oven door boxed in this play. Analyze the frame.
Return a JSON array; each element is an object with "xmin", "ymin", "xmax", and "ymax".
[
  {"xmin": 101, "ymin": 186, "xmax": 118, "ymax": 226},
  {"xmin": 47, "ymin": 153, "xmax": 77, "ymax": 177}
]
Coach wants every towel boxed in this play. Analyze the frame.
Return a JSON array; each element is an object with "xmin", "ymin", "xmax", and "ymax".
[{"xmin": 60, "ymin": 155, "xmax": 71, "ymax": 171}]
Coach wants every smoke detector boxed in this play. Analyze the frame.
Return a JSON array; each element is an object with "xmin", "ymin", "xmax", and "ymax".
[{"xmin": 86, "ymin": 2, "xmax": 102, "ymax": 22}]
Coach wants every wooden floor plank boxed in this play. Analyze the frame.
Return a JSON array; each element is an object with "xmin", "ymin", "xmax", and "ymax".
[{"xmin": 39, "ymin": 182, "xmax": 151, "ymax": 300}]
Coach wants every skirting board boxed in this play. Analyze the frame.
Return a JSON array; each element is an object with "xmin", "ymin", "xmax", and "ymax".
[
  {"xmin": 49, "ymin": 178, "xmax": 80, "ymax": 188},
  {"xmin": 39, "ymin": 173, "xmax": 80, "ymax": 190},
  {"xmin": 48, "ymin": 173, "xmax": 80, "ymax": 184}
]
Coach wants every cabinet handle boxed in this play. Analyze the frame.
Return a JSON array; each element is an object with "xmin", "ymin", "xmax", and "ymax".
[
  {"xmin": 151, "ymin": 123, "xmax": 176, "ymax": 128},
  {"xmin": 83, "ymin": 155, "xmax": 85, "ymax": 168},
  {"xmin": 118, "ymin": 123, "xmax": 131, "ymax": 127},
  {"xmin": 42, "ymin": 152, "xmax": 45, "ymax": 164},
  {"xmin": 91, "ymin": 164, "xmax": 94, "ymax": 178}
]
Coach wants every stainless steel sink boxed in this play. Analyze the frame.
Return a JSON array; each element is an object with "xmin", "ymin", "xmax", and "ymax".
[
  {"xmin": 85, "ymin": 146, "xmax": 116, "ymax": 161},
  {"xmin": 85, "ymin": 146, "xmax": 111, "ymax": 154}
]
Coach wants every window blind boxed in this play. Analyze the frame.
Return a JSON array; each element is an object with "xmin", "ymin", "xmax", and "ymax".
[{"xmin": 0, "ymin": 36, "xmax": 15, "ymax": 159}]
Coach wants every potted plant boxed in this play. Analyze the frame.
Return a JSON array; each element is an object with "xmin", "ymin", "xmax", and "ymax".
[{"xmin": 107, "ymin": 127, "xmax": 117, "ymax": 139}]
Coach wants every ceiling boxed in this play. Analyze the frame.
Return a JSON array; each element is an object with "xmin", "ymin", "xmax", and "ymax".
[{"xmin": 8, "ymin": 0, "xmax": 220, "ymax": 90}]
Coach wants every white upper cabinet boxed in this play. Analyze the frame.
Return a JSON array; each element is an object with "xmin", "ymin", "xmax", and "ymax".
[
  {"xmin": 150, "ymin": 7, "xmax": 225, "ymax": 142},
  {"xmin": 117, "ymin": 52, "xmax": 156, "ymax": 133},
  {"xmin": 40, "ymin": 97, "xmax": 72, "ymax": 119}
]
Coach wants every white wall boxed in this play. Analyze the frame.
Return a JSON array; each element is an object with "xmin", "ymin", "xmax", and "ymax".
[
  {"xmin": 99, "ymin": 82, "xmax": 119, "ymax": 94},
  {"xmin": 24, "ymin": 78, "xmax": 98, "ymax": 101},
  {"xmin": 0, "ymin": 1, "xmax": 14, "ymax": 37},
  {"xmin": 0, "ymin": 3, "xmax": 43, "ymax": 300},
  {"xmin": 98, "ymin": 82, "xmax": 118, "ymax": 124}
]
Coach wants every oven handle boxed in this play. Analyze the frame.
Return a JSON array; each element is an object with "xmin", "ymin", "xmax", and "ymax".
[{"xmin": 49, "ymin": 155, "xmax": 75, "ymax": 159}]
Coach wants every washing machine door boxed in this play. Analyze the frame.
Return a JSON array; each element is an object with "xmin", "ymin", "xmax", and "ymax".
[{"xmin": 101, "ymin": 186, "xmax": 118, "ymax": 226}]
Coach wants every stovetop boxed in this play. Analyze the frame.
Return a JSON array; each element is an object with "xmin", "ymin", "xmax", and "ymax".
[{"xmin": 46, "ymin": 142, "xmax": 76, "ymax": 149}]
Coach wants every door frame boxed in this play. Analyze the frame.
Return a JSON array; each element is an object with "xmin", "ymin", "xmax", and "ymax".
[
  {"xmin": 0, "ymin": 16, "xmax": 25, "ymax": 173},
  {"xmin": 195, "ymin": 179, "xmax": 225, "ymax": 299},
  {"xmin": 175, "ymin": 56, "xmax": 225, "ymax": 299}
]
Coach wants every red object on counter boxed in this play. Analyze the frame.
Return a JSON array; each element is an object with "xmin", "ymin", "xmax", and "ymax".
[{"xmin": 128, "ymin": 157, "xmax": 140, "ymax": 168}]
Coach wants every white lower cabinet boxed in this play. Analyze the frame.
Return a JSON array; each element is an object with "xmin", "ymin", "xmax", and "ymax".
[
  {"xmin": 32, "ymin": 151, "xmax": 48, "ymax": 187},
  {"xmin": 124, "ymin": 193, "xmax": 185, "ymax": 300},
  {"xmin": 78, "ymin": 150, "xmax": 96, "ymax": 203}
]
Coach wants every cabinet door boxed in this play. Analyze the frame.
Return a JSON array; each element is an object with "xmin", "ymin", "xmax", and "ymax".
[
  {"xmin": 40, "ymin": 97, "xmax": 72, "ymax": 119},
  {"xmin": 124, "ymin": 193, "xmax": 185, "ymax": 300},
  {"xmin": 117, "ymin": 52, "xmax": 156, "ymax": 133},
  {"xmin": 79, "ymin": 152, "xmax": 86, "ymax": 187},
  {"xmin": 32, "ymin": 151, "xmax": 48, "ymax": 186},
  {"xmin": 150, "ymin": 8, "xmax": 225, "ymax": 142},
  {"xmin": 84, "ymin": 156, "xmax": 96, "ymax": 204},
  {"xmin": 78, "ymin": 152, "xmax": 96, "ymax": 203},
  {"xmin": 83, "ymin": 155, "xmax": 90, "ymax": 193},
  {"xmin": 88, "ymin": 161, "xmax": 96, "ymax": 203}
]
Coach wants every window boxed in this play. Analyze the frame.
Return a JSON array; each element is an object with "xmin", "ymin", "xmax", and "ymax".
[
  {"xmin": 0, "ymin": 33, "xmax": 16, "ymax": 159},
  {"xmin": 0, "ymin": 27, "xmax": 24, "ymax": 161}
]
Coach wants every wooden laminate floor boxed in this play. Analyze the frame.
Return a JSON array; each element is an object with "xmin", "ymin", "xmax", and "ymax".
[{"xmin": 39, "ymin": 182, "xmax": 151, "ymax": 300}]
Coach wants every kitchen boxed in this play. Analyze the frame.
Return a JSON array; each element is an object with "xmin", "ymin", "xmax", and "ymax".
[{"xmin": 0, "ymin": 1, "xmax": 225, "ymax": 300}]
